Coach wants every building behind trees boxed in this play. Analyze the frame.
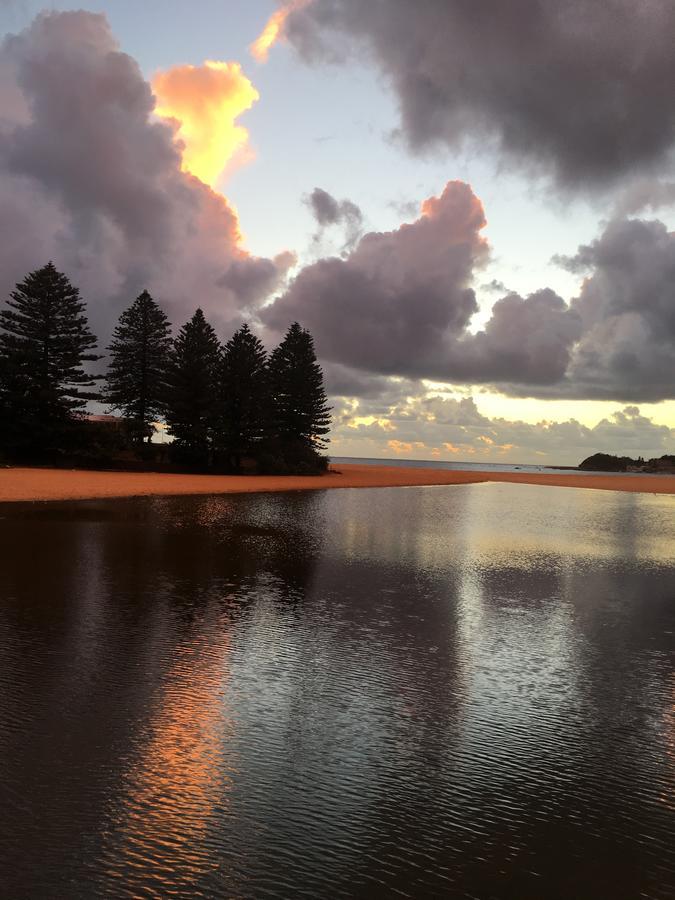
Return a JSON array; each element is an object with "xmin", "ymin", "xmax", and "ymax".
[{"xmin": 0, "ymin": 263, "xmax": 331, "ymax": 474}]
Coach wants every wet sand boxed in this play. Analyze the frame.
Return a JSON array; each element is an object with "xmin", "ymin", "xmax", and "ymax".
[{"xmin": 0, "ymin": 464, "xmax": 674, "ymax": 503}]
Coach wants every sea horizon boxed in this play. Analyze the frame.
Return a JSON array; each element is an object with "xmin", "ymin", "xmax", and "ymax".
[{"xmin": 330, "ymin": 455, "xmax": 657, "ymax": 477}]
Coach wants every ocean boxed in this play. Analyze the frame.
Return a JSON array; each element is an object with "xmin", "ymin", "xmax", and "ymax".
[{"xmin": 332, "ymin": 454, "xmax": 650, "ymax": 476}]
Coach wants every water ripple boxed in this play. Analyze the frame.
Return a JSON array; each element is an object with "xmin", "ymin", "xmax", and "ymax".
[{"xmin": 0, "ymin": 484, "xmax": 673, "ymax": 898}]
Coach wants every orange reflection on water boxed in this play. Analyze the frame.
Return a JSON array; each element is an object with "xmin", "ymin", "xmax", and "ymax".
[{"xmin": 106, "ymin": 612, "xmax": 237, "ymax": 889}]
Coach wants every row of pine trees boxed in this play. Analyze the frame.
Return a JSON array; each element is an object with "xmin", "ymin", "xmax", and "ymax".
[{"xmin": 0, "ymin": 263, "xmax": 331, "ymax": 473}]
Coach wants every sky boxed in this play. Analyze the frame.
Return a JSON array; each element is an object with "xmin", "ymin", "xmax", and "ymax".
[{"xmin": 1, "ymin": 0, "xmax": 675, "ymax": 464}]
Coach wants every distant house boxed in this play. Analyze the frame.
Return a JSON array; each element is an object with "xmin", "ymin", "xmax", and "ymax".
[{"xmin": 87, "ymin": 414, "xmax": 172, "ymax": 451}]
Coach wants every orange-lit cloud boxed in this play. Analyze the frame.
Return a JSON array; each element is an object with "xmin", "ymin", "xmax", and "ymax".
[
  {"xmin": 0, "ymin": 9, "xmax": 292, "ymax": 340},
  {"xmin": 388, "ymin": 440, "xmax": 426, "ymax": 455},
  {"xmin": 348, "ymin": 415, "xmax": 395, "ymax": 432},
  {"xmin": 250, "ymin": 0, "xmax": 312, "ymax": 62},
  {"xmin": 153, "ymin": 61, "xmax": 259, "ymax": 188}
]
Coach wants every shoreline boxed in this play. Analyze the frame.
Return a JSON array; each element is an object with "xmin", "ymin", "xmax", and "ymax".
[{"xmin": 1, "ymin": 464, "xmax": 674, "ymax": 503}]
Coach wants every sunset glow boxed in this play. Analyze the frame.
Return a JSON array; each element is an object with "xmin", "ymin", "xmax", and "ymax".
[
  {"xmin": 250, "ymin": 0, "xmax": 311, "ymax": 62},
  {"xmin": 1, "ymin": 4, "xmax": 675, "ymax": 898},
  {"xmin": 153, "ymin": 60, "xmax": 259, "ymax": 188}
]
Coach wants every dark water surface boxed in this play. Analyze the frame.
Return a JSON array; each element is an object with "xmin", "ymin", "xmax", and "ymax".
[{"xmin": 0, "ymin": 483, "xmax": 673, "ymax": 899}]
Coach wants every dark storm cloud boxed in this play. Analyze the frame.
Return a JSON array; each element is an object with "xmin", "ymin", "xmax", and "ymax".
[
  {"xmin": 612, "ymin": 179, "xmax": 675, "ymax": 217},
  {"xmin": 451, "ymin": 290, "xmax": 583, "ymax": 385},
  {"xmin": 285, "ymin": 0, "xmax": 675, "ymax": 187},
  {"xmin": 0, "ymin": 11, "xmax": 287, "ymax": 339},
  {"xmin": 322, "ymin": 361, "xmax": 419, "ymax": 403},
  {"xmin": 553, "ymin": 217, "xmax": 675, "ymax": 401}
]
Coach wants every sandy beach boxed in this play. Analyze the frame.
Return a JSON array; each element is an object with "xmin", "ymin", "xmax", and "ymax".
[{"xmin": 0, "ymin": 463, "xmax": 674, "ymax": 503}]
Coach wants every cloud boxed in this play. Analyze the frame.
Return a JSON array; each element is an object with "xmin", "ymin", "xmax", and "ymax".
[
  {"xmin": 481, "ymin": 279, "xmax": 509, "ymax": 295},
  {"xmin": 331, "ymin": 395, "xmax": 675, "ymax": 466},
  {"xmin": 152, "ymin": 60, "xmax": 259, "ymax": 189},
  {"xmin": 550, "ymin": 217, "xmax": 675, "ymax": 401},
  {"xmin": 306, "ymin": 187, "xmax": 363, "ymax": 250},
  {"xmin": 218, "ymin": 250, "xmax": 296, "ymax": 310},
  {"xmin": 4, "ymin": 10, "xmax": 674, "ymax": 410},
  {"xmin": 264, "ymin": 180, "xmax": 488, "ymax": 373},
  {"xmin": 284, "ymin": 0, "xmax": 675, "ymax": 188},
  {"xmin": 264, "ymin": 174, "xmax": 675, "ymax": 402},
  {"xmin": 250, "ymin": 0, "xmax": 311, "ymax": 63},
  {"xmin": 0, "ymin": 11, "xmax": 288, "ymax": 340},
  {"xmin": 325, "ymin": 367, "xmax": 423, "ymax": 426},
  {"xmin": 612, "ymin": 179, "xmax": 675, "ymax": 217},
  {"xmin": 452, "ymin": 289, "xmax": 583, "ymax": 385},
  {"xmin": 264, "ymin": 180, "xmax": 582, "ymax": 388}
]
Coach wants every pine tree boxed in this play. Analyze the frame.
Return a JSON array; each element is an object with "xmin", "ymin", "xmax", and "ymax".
[
  {"xmin": 217, "ymin": 323, "xmax": 269, "ymax": 470},
  {"xmin": 268, "ymin": 322, "xmax": 331, "ymax": 451},
  {"xmin": 0, "ymin": 262, "xmax": 100, "ymax": 456},
  {"xmin": 164, "ymin": 309, "xmax": 221, "ymax": 466},
  {"xmin": 0, "ymin": 349, "xmax": 13, "ymax": 457},
  {"xmin": 106, "ymin": 291, "xmax": 171, "ymax": 443}
]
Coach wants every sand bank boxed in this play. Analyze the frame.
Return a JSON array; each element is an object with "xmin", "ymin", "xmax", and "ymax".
[{"xmin": 0, "ymin": 464, "xmax": 674, "ymax": 503}]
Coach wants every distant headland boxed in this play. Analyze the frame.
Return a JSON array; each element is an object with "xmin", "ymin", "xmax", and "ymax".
[{"xmin": 580, "ymin": 453, "xmax": 675, "ymax": 474}]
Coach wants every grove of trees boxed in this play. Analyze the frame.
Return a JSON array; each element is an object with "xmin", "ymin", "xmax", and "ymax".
[{"xmin": 0, "ymin": 263, "xmax": 331, "ymax": 474}]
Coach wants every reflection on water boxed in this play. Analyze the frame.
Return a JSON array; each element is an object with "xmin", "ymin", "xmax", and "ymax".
[{"xmin": 0, "ymin": 484, "xmax": 673, "ymax": 899}]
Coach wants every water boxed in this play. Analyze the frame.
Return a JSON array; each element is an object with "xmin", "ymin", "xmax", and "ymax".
[
  {"xmin": 0, "ymin": 483, "xmax": 673, "ymax": 899},
  {"xmin": 331, "ymin": 455, "xmax": 656, "ymax": 476}
]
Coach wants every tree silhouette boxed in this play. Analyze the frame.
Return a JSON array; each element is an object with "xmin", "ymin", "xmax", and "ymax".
[
  {"xmin": 0, "ymin": 262, "xmax": 100, "ymax": 456},
  {"xmin": 268, "ymin": 322, "xmax": 331, "ymax": 450},
  {"xmin": 164, "ymin": 309, "xmax": 221, "ymax": 466},
  {"xmin": 0, "ymin": 268, "xmax": 332, "ymax": 473},
  {"xmin": 217, "ymin": 323, "xmax": 269, "ymax": 470},
  {"xmin": 0, "ymin": 333, "xmax": 23, "ymax": 458},
  {"xmin": 106, "ymin": 291, "xmax": 171, "ymax": 443}
]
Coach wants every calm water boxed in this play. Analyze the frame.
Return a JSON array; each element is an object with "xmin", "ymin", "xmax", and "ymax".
[
  {"xmin": 331, "ymin": 455, "xmax": 654, "ymax": 476},
  {"xmin": 0, "ymin": 483, "xmax": 673, "ymax": 899}
]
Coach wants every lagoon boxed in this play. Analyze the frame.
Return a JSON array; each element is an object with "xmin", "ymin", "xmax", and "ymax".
[{"xmin": 0, "ymin": 483, "xmax": 673, "ymax": 898}]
